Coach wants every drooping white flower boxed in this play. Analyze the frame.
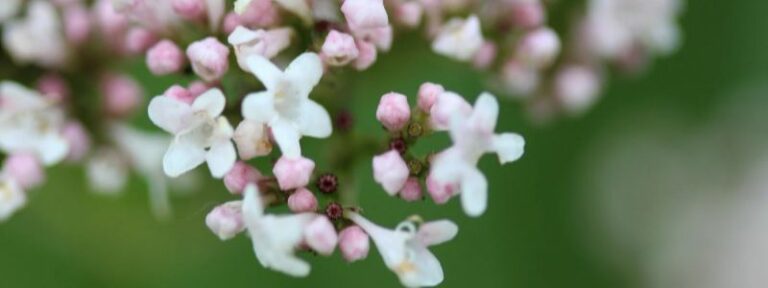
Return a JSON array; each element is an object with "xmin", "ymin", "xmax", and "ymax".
[
  {"xmin": 429, "ymin": 93, "xmax": 525, "ymax": 217},
  {"xmin": 431, "ymin": 15, "xmax": 484, "ymax": 61},
  {"xmin": 0, "ymin": 177, "xmax": 25, "ymax": 222},
  {"xmin": 3, "ymin": 0, "xmax": 69, "ymax": 68},
  {"xmin": 241, "ymin": 53, "xmax": 332, "ymax": 157},
  {"xmin": 348, "ymin": 212, "xmax": 458, "ymax": 287},
  {"xmin": 228, "ymin": 26, "xmax": 293, "ymax": 72},
  {"xmin": 148, "ymin": 88, "xmax": 236, "ymax": 178},
  {"xmin": 0, "ymin": 81, "xmax": 69, "ymax": 166},
  {"xmin": 241, "ymin": 184, "xmax": 317, "ymax": 277}
]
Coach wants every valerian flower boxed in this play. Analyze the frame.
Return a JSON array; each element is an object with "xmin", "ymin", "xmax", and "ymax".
[
  {"xmin": 227, "ymin": 26, "xmax": 293, "ymax": 72},
  {"xmin": 2, "ymin": 0, "xmax": 69, "ymax": 68},
  {"xmin": 0, "ymin": 81, "xmax": 69, "ymax": 166},
  {"xmin": 431, "ymin": 15, "xmax": 483, "ymax": 62},
  {"xmin": 348, "ymin": 212, "xmax": 458, "ymax": 287},
  {"xmin": 148, "ymin": 88, "xmax": 236, "ymax": 178},
  {"xmin": 240, "ymin": 53, "xmax": 332, "ymax": 158},
  {"xmin": 428, "ymin": 93, "xmax": 525, "ymax": 217}
]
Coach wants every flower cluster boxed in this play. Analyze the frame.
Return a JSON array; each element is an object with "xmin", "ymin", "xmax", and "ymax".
[{"xmin": 0, "ymin": 0, "xmax": 684, "ymax": 286}]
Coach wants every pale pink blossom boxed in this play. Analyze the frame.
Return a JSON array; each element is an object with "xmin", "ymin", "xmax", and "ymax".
[
  {"xmin": 429, "ymin": 91, "xmax": 472, "ymax": 131},
  {"xmin": 321, "ymin": 30, "xmax": 359, "ymax": 66},
  {"xmin": 396, "ymin": 1, "xmax": 423, "ymax": 28},
  {"xmin": 171, "ymin": 0, "xmax": 206, "ymax": 20},
  {"xmin": 501, "ymin": 59, "xmax": 540, "ymax": 96},
  {"xmin": 124, "ymin": 27, "xmax": 158, "ymax": 54},
  {"xmin": 228, "ymin": 26, "xmax": 293, "ymax": 71},
  {"xmin": 2, "ymin": 153, "xmax": 44, "ymax": 189},
  {"xmin": 432, "ymin": 15, "xmax": 483, "ymax": 61},
  {"xmin": 63, "ymin": 5, "xmax": 91, "ymax": 45},
  {"xmin": 288, "ymin": 188, "xmax": 318, "ymax": 213},
  {"xmin": 555, "ymin": 65, "xmax": 601, "ymax": 114},
  {"xmin": 147, "ymin": 40, "xmax": 186, "ymax": 75},
  {"xmin": 36, "ymin": 74, "xmax": 70, "ymax": 102},
  {"xmin": 473, "ymin": 41, "xmax": 497, "ymax": 69},
  {"xmin": 163, "ymin": 85, "xmax": 196, "ymax": 104},
  {"xmin": 400, "ymin": 177, "xmax": 422, "ymax": 202},
  {"xmin": 206, "ymin": 201, "xmax": 245, "ymax": 240},
  {"xmin": 273, "ymin": 156, "xmax": 315, "ymax": 190},
  {"xmin": 511, "ymin": 0, "xmax": 545, "ymax": 29},
  {"xmin": 61, "ymin": 121, "xmax": 91, "ymax": 162},
  {"xmin": 353, "ymin": 40, "xmax": 377, "ymax": 70},
  {"xmin": 339, "ymin": 225, "xmax": 370, "ymax": 262},
  {"xmin": 186, "ymin": 37, "xmax": 230, "ymax": 82},
  {"xmin": 303, "ymin": 216, "xmax": 338, "ymax": 255},
  {"xmin": 372, "ymin": 149, "xmax": 409, "ymax": 195},
  {"xmin": 341, "ymin": 0, "xmax": 389, "ymax": 31},
  {"xmin": 417, "ymin": 82, "xmax": 444, "ymax": 113},
  {"xmin": 376, "ymin": 92, "xmax": 411, "ymax": 131},
  {"xmin": 517, "ymin": 27, "xmax": 561, "ymax": 69},
  {"xmin": 224, "ymin": 161, "xmax": 263, "ymax": 194},
  {"xmin": 102, "ymin": 74, "xmax": 143, "ymax": 117}
]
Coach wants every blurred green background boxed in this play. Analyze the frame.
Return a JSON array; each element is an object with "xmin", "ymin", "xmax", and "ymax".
[{"xmin": 2, "ymin": 0, "xmax": 766, "ymax": 287}]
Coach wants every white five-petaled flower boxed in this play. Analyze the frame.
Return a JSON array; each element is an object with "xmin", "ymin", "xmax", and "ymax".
[
  {"xmin": 431, "ymin": 15, "xmax": 484, "ymax": 62},
  {"xmin": 241, "ymin": 183, "xmax": 317, "ymax": 277},
  {"xmin": 148, "ymin": 88, "xmax": 236, "ymax": 178},
  {"xmin": 0, "ymin": 177, "xmax": 26, "ymax": 222},
  {"xmin": 240, "ymin": 53, "xmax": 332, "ymax": 158},
  {"xmin": 348, "ymin": 212, "xmax": 458, "ymax": 288},
  {"xmin": 429, "ymin": 93, "xmax": 525, "ymax": 217},
  {"xmin": 0, "ymin": 81, "xmax": 69, "ymax": 166}
]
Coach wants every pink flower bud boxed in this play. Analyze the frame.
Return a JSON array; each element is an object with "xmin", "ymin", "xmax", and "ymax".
[
  {"xmin": 341, "ymin": 0, "xmax": 389, "ymax": 31},
  {"xmin": 238, "ymin": 0, "xmax": 280, "ymax": 27},
  {"xmin": 353, "ymin": 40, "xmax": 377, "ymax": 70},
  {"xmin": 147, "ymin": 40, "xmax": 185, "ymax": 75},
  {"xmin": 555, "ymin": 65, "xmax": 601, "ymax": 114},
  {"xmin": 372, "ymin": 150, "xmax": 409, "ymax": 195},
  {"xmin": 396, "ymin": 2, "xmax": 422, "ymax": 27},
  {"xmin": 355, "ymin": 25, "xmax": 393, "ymax": 51},
  {"xmin": 288, "ymin": 188, "xmax": 318, "ymax": 213},
  {"xmin": 273, "ymin": 156, "xmax": 315, "ymax": 191},
  {"xmin": 95, "ymin": 0, "xmax": 128, "ymax": 38},
  {"xmin": 163, "ymin": 85, "xmax": 195, "ymax": 104},
  {"xmin": 171, "ymin": 0, "xmax": 206, "ymax": 20},
  {"xmin": 473, "ymin": 41, "xmax": 497, "ymax": 69},
  {"xmin": 426, "ymin": 174, "xmax": 456, "ymax": 204},
  {"xmin": 64, "ymin": 5, "xmax": 91, "ymax": 45},
  {"xmin": 517, "ymin": 27, "xmax": 561, "ymax": 69},
  {"xmin": 223, "ymin": 161, "xmax": 262, "ymax": 194},
  {"xmin": 399, "ymin": 177, "xmax": 422, "ymax": 202},
  {"xmin": 321, "ymin": 30, "xmax": 359, "ymax": 66},
  {"xmin": 501, "ymin": 59, "xmax": 540, "ymax": 96},
  {"xmin": 222, "ymin": 13, "xmax": 242, "ymax": 34},
  {"xmin": 187, "ymin": 81, "xmax": 209, "ymax": 97},
  {"xmin": 303, "ymin": 216, "xmax": 338, "ymax": 256},
  {"xmin": 36, "ymin": 73, "xmax": 70, "ymax": 103},
  {"xmin": 3, "ymin": 153, "xmax": 44, "ymax": 189},
  {"xmin": 339, "ymin": 225, "xmax": 371, "ymax": 262},
  {"xmin": 61, "ymin": 121, "xmax": 91, "ymax": 162},
  {"xmin": 339, "ymin": 225, "xmax": 369, "ymax": 262},
  {"xmin": 186, "ymin": 37, "xmax": 230, "ymax": 82},
  {"xmin": 124, "ymin": 28, "xmax": 158, "ymax": 55},
  {"xmin": 417, "ymin": 82, "xmax": 444, "ymax": 112},
  {"xmin": 511, "ymin": 1, "xmax": 545, "ymax": 29},
  {"xmin": 376, "ymin": 92, "xmax": 411, "ymax": 131},
  {"xmin": 101, "ymin": 74, "xmax": 143, "ymax": 118},
  {"xmin": 429, "ymin": 91, "xmax": 472, "ymax": 130},
  {"xmin": 205, "ymin": 201, "xmax": 245, "ymax": 240}
]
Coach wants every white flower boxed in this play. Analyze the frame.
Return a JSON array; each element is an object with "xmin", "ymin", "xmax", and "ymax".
[
  {"xmin": 235, "ymin": 0, "xmax": 312, "ymax": 25},
  {"xmin": 0, "ymin": 81, "xmax": 69, "ymax": 166},
  {"xmin": 0, "ymin": 0, "xmax": 21, "ymax": 23},
  {"xmin": 87, "ymin": 148, "xmax": 129, "ymax": 195},
  {"xmin": 431, "ymin": 15, "xmax": 483, "ymax": 61},
  {"xmin": 429, "ymin": 93, "xmax": 525, "ymax": 217},
  {"xmin": 228, "ymin": 26, "xmax": 293, "ymax": 72},
  {"xmin": 0, "ymin": 177, "xmax": 26, "ymax": 222},
  {"xmin": 242, "ymin": 184, "xmax": 316, "ymax": 277},
  {"xmin": 348, "ymin": 212, "xmax": 458, "ymax": 287},
  {"xmin": 241, "ymin": 53, "xmax": 332, "ymax": 157},
  {"xmin": 3, "ymin": 0, "xmax": 69, "ymax": 68},
  {"xmin": 148, "ymin": 88, "xmax": 236, "ymax": 178}
]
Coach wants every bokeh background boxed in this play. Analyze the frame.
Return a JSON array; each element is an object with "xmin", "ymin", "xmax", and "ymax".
[{"xmin": 2, "ymin": 0, "xmax": 767, "ymax": 287}]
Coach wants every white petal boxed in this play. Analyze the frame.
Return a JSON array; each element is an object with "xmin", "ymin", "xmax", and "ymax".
[
  {"xmin": 398, "ymin": 245, "xmax": 444, "ymax": 287},
  {"xmin": 297, "ymin": 100, "xmax": 332, "ymax": 138},
  {"xmin": 460, "ymin": 167, "xmax": 488, "ymax": 217},
  {"xmin": 148, "ymin": 96, "xmax": 194, "ymax": 134},
  {"xmin": 0, "ymin": 81, "xmax": 46, "ymax": 110},
  {"xmin": 206, "ymin": 140, "xmax": 236, "ymax": 178},
  {"xmin": 242, "ymin": 184, "xmax": 264, "ymax": 218},
  {"xmin": 348, "ymin": 212, "xmax": 408, "ymax": 268},
  {"xmin": 284, "ymin": 52, "xmax": 323, "ymax": 97},
  {"xmin": 241, "ymin": 91, "xmax": 276, "ymax": 123},
  {"xmin": 471, "ymin": 92, "xmax": 499, "ymax": 132},
  {"xmin": 271, "ymin": 119, "xmax": 302, "ymax": 157},
  {"xmin": 246, "ymin": 55, "xmax": 283, "ymax": 91},
  {"xmin": 192, "ymin": 88, "xmax": 226, "ymax": 118},
  {"xmin": 493, "ymin": 133, "xmax": 525, "ymax": 164},
  {"xmin": 233, "ymin": 0, "xmax": 252, "ymax": 14},
  {"xmin": 37, "ymin": 131, "xmax": 69, "ymax": 166},
  {"xmin": 417, "ymin": 220, "xmax": 458, "ymax": 247},
  {"xmin": 206, "ymin": 0, "xmax": 225, "ymax": 31},
  {"xmin": 162, "ymin": 137, "xmax": 207, "ymax": 177},
  {"xmin": 0, "ymin": 179, "xmax": 26, "ymax": 222}
]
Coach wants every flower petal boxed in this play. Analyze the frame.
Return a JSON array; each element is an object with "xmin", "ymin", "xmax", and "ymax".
[
  {"xmin": 192, "ymin": 88, "xmax": 226, "ymax": 117},
  {"xmin": 284, "ymin": 52, "xmax": 323, "ymax": 97},
  {"xmin": 493, "ymin": 133, "xmax": 525, "ymax": 164},
  {"xmin": 246, "ymin": 55, "xmax": 283, "ymax": 91},
  {"xmin": 241, "ymin": 91, "xmax": 276, "ymax": 123},
  {"xmin": 416, "ymin": 220, "xmax": 458, "ymax": 247},
  {"xmin": 471, "ymin": 92, "xmax": 499, "ymax": 132},
  {"xmin": 162, "ymin": 137, "xmax": 207, "ymax": 177},
  {"xmin": 460, "ymin": 167, "xmax": 488, "ymax": 217},
  {"xmin": 148, "ymin": 96, "xmax": 194, "ymax": 134},
  {"xmin": 271, "ymin": 119, "xmax": 302, "ymax": 157},
  {"xmin": 242, "ymin": 184, "xmax": 264, "ymax": 218},
  {"xmin": 233, "ymin": 120, "xmax": 272, "ymax": 160},
  {"xmin": 297, "ymin": 100, "xmax": 332, "ymax": 138},
  {"xmin": 206, "ymin": 140, "xmax": 236, "ymax": 178},
  {"xmin": 206, "ymin": 0, "xmax": 225, "ymax": 31},
  {"xmin": 398, "ymin": 245, "xmax": 444, "ymax": 287},
  {"xmin": 36, "ymin": 131, "xmax": 69, "ymax": 166}
]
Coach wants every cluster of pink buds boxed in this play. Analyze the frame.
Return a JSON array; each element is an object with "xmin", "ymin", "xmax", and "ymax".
[{"xmin": 0, "ymin": 0, "xmax": 684, "ymax": 286}]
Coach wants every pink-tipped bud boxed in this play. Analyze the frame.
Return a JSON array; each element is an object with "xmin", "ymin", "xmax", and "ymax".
[
  {"xmin": 163, "ymin": 85, "xmax": 195, "ymax": 104},
  {"xmin": 400, "ymin": 177, "xmax": 422, "ymax": 202},
  {"xmin": 95, "ymin": 0, "xmax": 128, "ymax": 38},
  {"xmin": 171, "ymin": 0, "xmax": 206, "ymax": 20},
  {"xmin": 417, "ymin": 82, "xmax": 444, "ymax": 112},
  {"xmin": 303, "ymin": 216, "xmax": 338, "ymax": 256},
  {"xmin": 222, "ymin": 13, "xmax": 242, "ymax": 34},
  {"xmin": 238, "ymin": 0, "xmax": 280, "ymax": 27},
  {"xmin": 288, "ymin": 188, "xmax": 318, "ymax": 213},
  {"xmin": 339, "ymin": 225, "xmax": 370, "ymax": 262},
  {"xmin": 501, "ymin": 59, "xmax": 540, "ymax": 96},
  {"xmin": 124, "ymin": 28, "xmax": 158, "ymax": 55},
  {"xmin": 555, "ymin": 65, "xmax": 601, "ymax": 114},
  {"xmin": 3, "ymin": 153, "xmax": 44, "ymax": 189},
  {"xmin": 396, "ymin": 2, "xmax": 422, "ymax": 27},
  {"xmin": 147, "ymin": 40, "xmax": 185, "ymax": 75},
  {"xmin": 187, "ymin": 81, "xmax": 209, "ymax": 97},
  {"xmin": 426, "ymin": 174, "xmax": 456, "ymax": 204},
  {"xmin": 102, "ymin": 74, "xmax": 143, "ymax": 118},
  {"xmin": 511, "ymin": 1, "xmax": 545, "ymax": 29},
  {"xmin": 353, "ymin": 40, "xmax": 377, "ymax": 70},
  {"xmin": 517, "ymin": 27, "xmax": 561, "ymax": 69},
  {"xmin": 473, "ymin": 41, "xmax": 497, "ymax": 69},
  {"xmin": 341, "ymin": 0, "xmax": 389, "ymax": 31},
  {"xmin": 273, "ymin": 156, "xmax": 315, "ymax": 191},
  {"xmin": 376, "ymin": 92, "xmax": 411, "ymax": 131},
  {"xmin": 63, "ymin": 5, "xmax": 91, "ymax": 45},
  {"xmin": 205, "ymin": 201, "xmax": 245, "ymax": 240},
  {"xmin": 61, "ymin": 121, "xmax": 91, "ymax": 162},
  {"xmin": 223, "ymin": 161, "xmax": 262, "ymax": 194},
  {"xmin": 372, "ymin": 150, "xmax": 409, "ymax": 195},
  {"xmin": 186, "ymin": 37, "xmax": 230, "ymax": 82},
  {"xmin": 321, "ymin": 30, "xmax": 359, "ymax": 66},
  {"xmin": 36, "ymin": 73, "xmax": 70, "ymax": 103}
]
